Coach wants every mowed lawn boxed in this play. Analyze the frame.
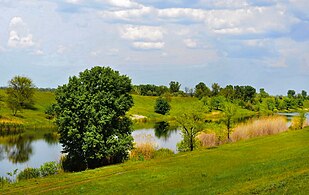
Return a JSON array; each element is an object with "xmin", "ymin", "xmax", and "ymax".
[{"xmin": 2, "ymin": 128, "xmax": 309, "ymax": 194}]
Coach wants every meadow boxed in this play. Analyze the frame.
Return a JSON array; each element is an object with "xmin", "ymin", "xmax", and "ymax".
[{"xmin": 1, "ymin": 127, "xmax": 308, "ymax": 194}]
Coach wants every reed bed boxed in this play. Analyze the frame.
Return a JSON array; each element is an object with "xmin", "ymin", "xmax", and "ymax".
[
  {"xmin": 197, "ymin": 132, "xmax": 217, "ymax": 148},
  {"xmin": 231, "ymin": 116, "xmax": 288, "ymax": 142},
  {"xmin": 130, "ymin": 133, "xmax": 157, "ymax": 160},
  {"xmin": 0, "ymin": 120, "xmax": 24, "ymax": 136}
]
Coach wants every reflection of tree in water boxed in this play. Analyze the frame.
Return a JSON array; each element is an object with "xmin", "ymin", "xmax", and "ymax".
[
  {"xmin": 154, "ymin": 121, "xmax": 177, "ymax": 140},
  {"xmin": 4, "ymin": 135, "xmax": 34, "ymax": 164},
  {"xmin": 0, "ymin": 146, "xmax": 4, "ymax": 161},
  {"xmin": 43, "ymin": 132, "xmax": 59, "ymax": 145}
]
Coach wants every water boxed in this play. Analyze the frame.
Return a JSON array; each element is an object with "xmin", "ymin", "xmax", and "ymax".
[{"xmin": 0, "ymin": 122, "xmax": 182, "ymax": 178}]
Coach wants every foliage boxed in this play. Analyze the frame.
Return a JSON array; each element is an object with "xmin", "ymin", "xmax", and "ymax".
[
  {"xmin": 6, "ymin": 76, "xmax": 35, "ymax": 115},
  {"xmin": 154, "ymin": 97, "xmax": 171, "ymax": 115},
  {"xmin": 132, "ymin": 84, "xmax": 169, "ymax": 96},
  {"xmin": 40, "ymin": 161, "xmax": 59, "ymax": 177},
  {"xmin": 169, "ymin": 81, "xmax": 181, "ymax": 93},
  {"xmin": 54, "ymin": 66, "xmax": 134, "ymax": 170},
  {"xmin": 222, "ymin": 102, "xmax": 238, "ymax": 141},
  {"xmin": 45, "ymin": 104, "xmax": 56, "ymax": 120},
  {"xmin": 194, "ymin": 82, "xmax": 211, "ymax": 99},
  {"xmin": 211, "ymin": 83, "xmax": 221, "ymax": 96},
  {"xmin": 17, "ymin": 168, "xmax": 40, "ymax": 181},
  {"xmin": 176, "ymin": 109, "xmax": 205, "ymax": 151}
]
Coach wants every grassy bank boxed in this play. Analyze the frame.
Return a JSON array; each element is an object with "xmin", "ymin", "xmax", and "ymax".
[{"xmin": 2, "ymin": 127, "xmax": 309, "ymax": 194}]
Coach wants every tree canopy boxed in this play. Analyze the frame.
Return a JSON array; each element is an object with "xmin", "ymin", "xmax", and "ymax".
[
  {"xmin": 54, "ymin": 66, "xmax": 134, "ymax": 170},
  {"xmin": 6, "ymin": 76, "xmax": 35, "ymax": 115}
]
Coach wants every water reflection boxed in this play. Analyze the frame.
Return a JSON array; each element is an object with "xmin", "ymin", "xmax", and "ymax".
[
  {"xmin": 2, "ymin": 135, "xmax": 34, "ymax": 164},
  {"xmin": 43, "ymin": 133, "xmax": 60, "ymax": 145},
  {"xmin": 154, "ymin": 121, "xmax": 178, "ymax": 140}
]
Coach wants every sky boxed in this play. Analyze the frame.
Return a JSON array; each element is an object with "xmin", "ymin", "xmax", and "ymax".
[{"xmin": 0, "ymin": 0, "xmax": 308, "ymax": 95}]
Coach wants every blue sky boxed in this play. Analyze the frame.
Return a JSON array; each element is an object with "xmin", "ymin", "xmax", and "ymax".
[{"xmin": 0, "ymin": 0, "xmax": 308, "ymax": 95}]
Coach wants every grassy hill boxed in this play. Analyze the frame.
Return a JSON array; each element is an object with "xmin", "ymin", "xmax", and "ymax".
[
  {"xmin": 2, "ymin": 128, "xmax": 309, "ymax": 194},
  {"xmin": 0, "ymin": 90, "xmax": 203, "ymax": 128}
]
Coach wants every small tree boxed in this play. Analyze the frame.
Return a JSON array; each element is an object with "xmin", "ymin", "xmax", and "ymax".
[
  {"xmin": 222, "ymin": 102, "xmax": 238, "ymax": 141},
  {"xmin": 176, "ymin": 110, "xmax": 205, "ymax": 151},
  {"xmin": 154, "ymin": 97, "xmax": 171, "ymax": 115},
  {"xmin": 54, "ymin": 66, "xmax": 134, "ymax": 170},
  {"xmin": 6, "ymin": 76, "xmax": 35, "ymax": 115}
]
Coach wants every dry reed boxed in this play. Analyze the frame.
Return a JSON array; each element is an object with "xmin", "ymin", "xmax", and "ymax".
[
  {"xmin": 231, "ymin": 116, "xmax": 288, "ymax": 142},
  {"xmin": 130, "ymin": 133, "xmax": 157, "ymax": 160},
  {"xmin": 197, "ymin": 132, "xmax": 217, "ymax": 148}
]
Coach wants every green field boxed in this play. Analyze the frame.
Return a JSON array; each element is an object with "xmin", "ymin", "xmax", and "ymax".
[
  {"xmin": 0, "ymin": 90, "xmax": 203, "ymax": 128},
  {"xmin": 2, "ymin": 127, "xmax": 308, "ymax": 194}
]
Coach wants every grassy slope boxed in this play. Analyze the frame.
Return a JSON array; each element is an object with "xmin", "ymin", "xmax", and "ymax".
[
  {"xmin": 0, "ymin": 89, "xmax": 55, "ymax": 127},
  {"xmin": 2, "ymin": 128, "xmax": 309, "ymax": 194}
]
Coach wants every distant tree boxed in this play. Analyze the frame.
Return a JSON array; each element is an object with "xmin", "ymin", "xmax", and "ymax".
[
  {"xmin": 184, "ymin": 87, "xmax": 194, "ymax": 97},
  {"xmin": 301, "ymin": 90, "xmax": 307, "ymax": 99},
  {"xmin": 54, "ymin": 66, "xmax": 134, "ymax": 170},
  {"xmin": 194, "ymin": 82, "xmax": 211, "ymax": 99},
  {"xmin": 210, "ymin": 96, "xmax": 226, "ymax": 110},
  {"xmin": 287, "ymin": 90, "xmax": 296, "ymax": 98},
  {"xmin": 176, "ymin": 110, "xmax": 205, "ymax": 151},
  {"xmin": 243, "ymin": 86, "xmax": 256, "ymax": 102},
  {"xmin": 6, "ymin": 76, "xmax": 35, "ymax": 115},
  {"xmin": 220, "ymin": 85, "xmax": 234, "ymax": 100},
  {"xmin": 222, "ymin": 102, "xmax": 238, "ymax": 141},
  {"xmin": 211, "ymin": 83, "xmax": 221, "ymax": 96},
  {"xmin": 169, "ymin": 81, "xmax": 181, "ymax": 93},
  {"xmin": 154, "ymin": 97, "xmax": 171, "ymax": 115},
  {"xmin": 259, "ymin": 88, "xmax": 269, "ymax": 98}
]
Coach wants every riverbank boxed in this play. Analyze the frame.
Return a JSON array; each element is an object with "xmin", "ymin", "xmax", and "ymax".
[{"xmin": 2, "ymin": 127, "xmax": 308, "ymax": 194}]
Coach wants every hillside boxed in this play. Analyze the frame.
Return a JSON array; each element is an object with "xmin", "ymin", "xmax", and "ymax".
[
  {"xmin": 2, "ymin": 128, "xmax": 309, "ymax": 194},
  {"xmin": 0, "ymin": 90, "xmax": 202, "ymax": 127}
]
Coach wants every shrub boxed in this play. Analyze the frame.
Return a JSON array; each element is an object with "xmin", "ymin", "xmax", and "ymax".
[
  {"xmin": 40, "ymin": 162, "xmax": 59, "ymax": 177},
  {"xmin": 17, "ymin": 168, "xmax": 40, "ymax": 181},
  {"xmin": 197, "ymin": 132, "xmax": 217, "ymax": 148},
  {"xmin": 154, "ymin": 97, "xmax": 171, "ymax": 115},
  {"xmin": 231, "ymin": 116, "xmax": 288, "ymax": 142},
  {"xmin": 290, "ymin": 112, "xmax": 308, "ymax": 130}
]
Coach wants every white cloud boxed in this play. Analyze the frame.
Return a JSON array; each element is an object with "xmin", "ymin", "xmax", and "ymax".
[
  {"xmin": 183, "ymin": 39, "xmax": 198, "ymax": 48},
  {"xmin": 99, "ymin": 6, "xmax": 154, "ymax": 21},
  {"xmin": 65, "ymin": 0, "xmax": 82, "ymax": 4},
  {"xmin": 57, "ymin": 45, "xmax": 67, "ymax": 54},
  {"xmin": 120, "ymin": 25, "xmax": 164, "ymax": 41},
  {"xmin": 132, "ymin": 41, "xmax": 165, "ymax": 49},
  {"xmin": 105, "ymin": 0, "xmax": 143, "ymax": 8},
  {"xmin": 34, "ymin": 49, "xmax": 44, "ymax": 55},
  {"xmin": 7, "ymin": 17, "xmax": 35, "ymax": 48}
]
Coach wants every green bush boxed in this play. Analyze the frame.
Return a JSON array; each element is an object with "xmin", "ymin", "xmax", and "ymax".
[
  {"xmin": 154, "ymin": 97, "xmax": 171, "ymax": 115},
  {"xmin": 40, "ymin": 162, "xmax": 59, "ymax": 177},
  {"xmin": 17, "ymin": 168, "xmax": 40, "ymax": 181}
]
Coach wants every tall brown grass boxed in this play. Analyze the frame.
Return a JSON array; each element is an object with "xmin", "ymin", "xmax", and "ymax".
[
  {"xmin": 130, "ymin": 133, "xmax": 157, "ymax": 160},
  {"xmin": 231, "ymin": 116, "xmax": 288, "ymax": 142},
  {"xmin": 197, "ymin": 132, "xmax": 217, "ymax": 148}
]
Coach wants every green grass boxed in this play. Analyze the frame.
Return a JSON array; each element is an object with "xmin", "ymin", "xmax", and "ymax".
[
  {"xmin": 0, "ymin": 89, "xmax": 55, "ymax": 128},
  {"xmin": 2, "ymin": 128, "xmax": 309, "ymax": 194}
]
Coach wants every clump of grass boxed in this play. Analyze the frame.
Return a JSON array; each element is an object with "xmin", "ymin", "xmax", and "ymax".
[
  {"xmin": 17, "ymin": 168, "xmax": 40, "ymax": 181},
  {"xmin": 130, "ymin": 133, "xmax": 157, "ymax": 161},
  {"xmin": 154, "ymin": 148, "xmax": 174, "ymax": 159},
  {"xmin": 231, "ymin": 116, "xmax": 288, "ymax": 142},
  {"xmin": 290, "ymin": 113, "xmax": 308, "ymax": 130},
  {"xmin": 197, "ymin": 132, "xmax": 217, "ymax": 148}
]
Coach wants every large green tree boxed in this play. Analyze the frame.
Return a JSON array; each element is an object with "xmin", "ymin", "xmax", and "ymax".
[
  {"xmin": 222, "ymin": 102, "xmax": 238, "ymax": 141},
  {"xmin": 6, "ymin": 76, "xmax": 35, "ymax": 115},
  {"xmin": 54, "ymin": 66, "xmax": 134, "ymax": 170},
  {"xmin": 169, "ymin": 81, "xmax": 181, "ymax": 93},
  {"xmin": 194, "ymin": 82, "xmax": 211, "ymax": 99}
]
